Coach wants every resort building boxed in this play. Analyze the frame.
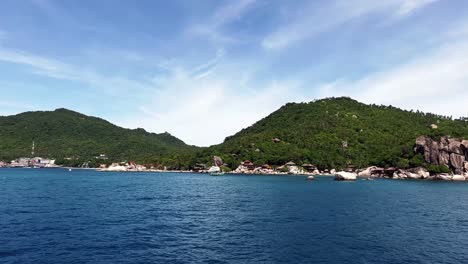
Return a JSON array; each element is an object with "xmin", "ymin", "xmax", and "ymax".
[{"xmin": 241, "ymin": 160, "xmax": 255, "ymax": 170}]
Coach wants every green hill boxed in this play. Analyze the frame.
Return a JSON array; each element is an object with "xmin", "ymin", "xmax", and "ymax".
[
  {"xmin": 0, "ymin": 108, "xmax": 197, "ymax": 168},
  {"xmin": 195, "ymin": 97, "xmax": 468, "ymax": 170},
  {"xmin": 2, "ymin": 98, "xmax": 468, "ymax": 170}
]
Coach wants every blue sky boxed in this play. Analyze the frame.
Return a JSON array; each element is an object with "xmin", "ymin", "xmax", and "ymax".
[{"xmin": 0, "ymin": 0, "xmax": 467, "ymax": 146}]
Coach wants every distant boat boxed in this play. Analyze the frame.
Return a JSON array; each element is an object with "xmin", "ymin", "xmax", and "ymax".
[{"xmin": 208, "ymin": 166, "xmax": 224, "ymax": 176}]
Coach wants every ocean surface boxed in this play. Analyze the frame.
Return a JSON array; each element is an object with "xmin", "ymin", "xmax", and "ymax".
[{"xmin": 1, "ymin": 169, "xmax": 468, "ymax": 264}]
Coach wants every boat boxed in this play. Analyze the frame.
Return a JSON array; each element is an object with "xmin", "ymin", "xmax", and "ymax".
[
  {"xmin": 209, "ymin": 156, "xmax": 225, "ymax": 176},
  {"xmin": 306, "ymin": 175, "xmax": 315, "ymax": 181},
  {"xmin": 208, "ymin": 165, "xmax": 224, "ymax": 176}
]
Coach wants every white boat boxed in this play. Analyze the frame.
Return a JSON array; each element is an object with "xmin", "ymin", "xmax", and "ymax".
[
  {"xmin": 208, "ymin": 165, "xmax": 224, "ymax": 176},
  {"xmin": 208, "ymin": 156, "xmax": 225, "ymax": 176}
]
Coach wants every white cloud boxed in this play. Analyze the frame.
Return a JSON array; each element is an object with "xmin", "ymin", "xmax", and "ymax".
[
  {"xmin": 212, "ymin": 0, "xmax": 257, "ymax": 26},
  {"xmin": 187, "ymin": 0, "xmax": 257, "ymax": 43},
  {"xmin": 397, "ymin": 0, "xmax": 440, "ymax": 16},
  {"xmin": 0, "ymin": 45, "xmax": 153, "ymax": 96},
  {"xmin": 262, "ymin": 0, "xmax": 440, "ymax": 50},
  {"xmin": 118, "ymin": 55, "xmax": 304, "ymax": 146},
  {"xmin": 317, "ymin": 24, "xmax": 468, "ymax": 119}
]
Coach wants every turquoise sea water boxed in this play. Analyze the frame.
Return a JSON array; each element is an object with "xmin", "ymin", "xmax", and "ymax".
[{"xmin": 1, "ymin": 168, "xmax": 468, "ymax": 263}]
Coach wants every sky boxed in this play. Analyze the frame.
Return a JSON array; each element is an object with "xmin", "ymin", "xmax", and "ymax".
[{"xmin": 0, "ymin": 0, "xmax": 467, "ymax": 146}]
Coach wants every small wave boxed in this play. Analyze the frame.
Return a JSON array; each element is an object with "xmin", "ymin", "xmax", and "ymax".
[{"xmin": 136, "ymin": 197, "xmax": 155, "ymax": 201}]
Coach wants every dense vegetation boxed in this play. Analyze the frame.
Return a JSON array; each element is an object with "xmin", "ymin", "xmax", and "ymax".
[
  {"xmin": 194, "ymin": 97, "xmax": 468, "ymax": 170},
  {"xmin": 1, "ymin": 98, "xmax": 467, "ymax": 170},
  {"xmin": 0, "ymin": 108, "xmax": 197, "ymax": 168}
]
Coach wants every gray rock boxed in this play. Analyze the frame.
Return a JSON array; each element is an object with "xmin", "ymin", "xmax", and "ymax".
[
  {"xmin": 334, "ymin": 171, "xmax": 357, "ymax": 181},
  {"xmin": 415, "ymin": 136, "xmax": 431, "ymax": 163},
  {"xmin": 448, "ymin": 139, "xmax": 463, "ymax": 154},
  {"xmin": 439, "ymin": 151, "xmax": 450, "ymax": 166},
  {"xmin": 430, "ymin": 141, "xmax": 440, "ymax": 164},
  {"xmin": 439, "ymin": 137, "xmax": 449, "ymax": 152},
  {"xmin": 450, "ymin": 153, "xmax": 465, "ymax": 174},
  {"xmin": 413, "ymin": 167, "xmax": 430, "ymax": 179},
  {"xmin": 462, "ymin": 140, "xmax": 468, "ymax": 159},
  {"xmin": 436, "ymin": 174, "xmax": 452, "ymax": 181},
  {"xmin": 452, "ymin": 175, "xmax": 466, "ymax": 181}
]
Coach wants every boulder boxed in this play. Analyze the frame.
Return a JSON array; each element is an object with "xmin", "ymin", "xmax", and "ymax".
[
  {"xmin": 429, "ymin": 141, "xmax": 440, "ymax": 164},
  {"xmin": 438, "ymin": 151, "xmax": 450, "ymax": 166},
  {"xmin": 334, "ymin": 171, "xmax": 357, "ymax": 181},
  {"xmin": 450, "ymin": 153, "xmax": 465, "ymax": 174},
  {"xmin": 464, "ymin": 162, "xmax": 468, "ymax": 173},
  {"xmin": 358, "ymin": 166, "xmax": 378, "ymax": 177},
  {"xmin": 288, "ymin": 166, "xmax": 301, "ymax": 174},
  {"xmin": 462, "ymin": 140, "xmax": 468, "ymax": 159},
  {"xmin": 306, "ymin": 175, "xmax": 315, "ymax": 181},
  {"xmin": 415, "ymin": 136, "xmax": 428, "ymax": 149},
  {"xmin": 410, "ymin": 167, "xmax": 430, "ymax": 179},
  {"xmin": 439, "ymin": 137, "xmax": 449, "ymax": 152},
  {"xmin": 436, "ymin": 174, "xmax": 452, "ymax": 181},
  {"xmin": 330, "ymin": 169, "xmax": 336, "ymax": 174},
  {"xmin": 395, "ymin": 169, "xmax": 408, "ymax": 179},
  {"xmin": 106, "ymin": 165, "xmax": 127, "ymax": 172},
  {"xmin": 233, "ymin": 165, "xmax": 249, "ymax": 174},
  {"xmin": 462, "ymin": 140, "xmax": 468, "ymax": 149},
  {"xmin": 448, "ymin": 139, "xmax": 463, "ymax": 154},
  {"xmin": 406, "ymin": 172, "xmax": 421, "ymax": 179},
  {"xmin": 415, "ymin": 136, "xmax": 431, "ymax": 163},
  {"xmin": 452, "ymin": 175, "xmax": 466, "ymax": 181}
]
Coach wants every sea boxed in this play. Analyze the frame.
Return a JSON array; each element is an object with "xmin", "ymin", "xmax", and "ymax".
[{"xmin": 1, "ymin": 168, "xmax": 468, "ymax": 264}]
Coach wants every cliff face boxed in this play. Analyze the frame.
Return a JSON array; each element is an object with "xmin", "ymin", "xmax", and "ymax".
[{"xmin": 415, "ymin": 136, "xmax": 468, "ymax": 174}]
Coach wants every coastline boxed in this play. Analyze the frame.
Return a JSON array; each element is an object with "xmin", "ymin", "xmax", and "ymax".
[{"xmin": 2, "ymin": 164, "xmax": 467, "ymax": 182}]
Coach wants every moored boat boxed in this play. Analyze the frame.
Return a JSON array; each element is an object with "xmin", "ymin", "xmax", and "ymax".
[
  {"xmin": 208, "ymin": 165, "xmax": 224, "ymax": 176},
  {"xmin": 209, "ymin": 156, "xmax": 225, "ymax": 176}
]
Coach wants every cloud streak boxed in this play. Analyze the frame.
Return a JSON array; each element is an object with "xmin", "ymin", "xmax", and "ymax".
[
  {"xmin": 317, "ymin": 21, "xmax": 468, "ymax": 118},
  {"xmin": 187, "ymin": 0, "xmax": 258, "ymax": 43},
  {"xmin": 119, "ymin": 52, "xmax": 305, "ymax": 146},
  {"xmin": 0, "ymin": 45, "xmax": 153, "ymax": 96},
  {"xmin": 262, "ymin": 0, "xmax": 440, "ymax": 50}
]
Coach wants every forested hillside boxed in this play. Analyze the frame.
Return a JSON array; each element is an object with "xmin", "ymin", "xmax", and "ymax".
[
  {"xmin": 195, "ymin": 97, "xmax": 468, "ymax": 170},
  {"xmin": 0, "ymin": 108, "xmax": 197, "ymax": 167},
  {"xmin": 2, "ymin": 98, "xmax": 467, "ymax": 170}
]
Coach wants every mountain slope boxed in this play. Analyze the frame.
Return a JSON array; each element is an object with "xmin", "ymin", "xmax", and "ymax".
[
  {"xmin": 197, "ymin": 97, "xmax": 468, "ymax": 169},
  {"xmin": 0, "ymin": 108, "xmax": 197, "ymax": 166}
]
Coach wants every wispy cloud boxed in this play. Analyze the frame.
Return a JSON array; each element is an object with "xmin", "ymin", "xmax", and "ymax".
[
  {"xmin": 397, "ymin": 0, "xmax": 440, "ymax": 16},
  {"xmin": 212, "ymin": 0, "xmax": 257, "ymax": 26},
  {"xmin": 119, "ymin": 52, "xmax": 305, "ymax": 146},
  {"xmin": 187, "ymin": 0, "xmax": 258, "ymax": 43},
  {"xmin": 262, "ymin": 0, "xmax": 440, "ymax": 50},
  {"xmin": 0, "ymin": 45, "xmax": 153, "ymax": 96},
  {"xmin": 317, "ymin": 19, "xmax": 468, "ymax": 118}
]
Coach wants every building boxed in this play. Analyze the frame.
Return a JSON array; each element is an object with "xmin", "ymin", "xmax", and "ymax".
[
  {"xmin": 241, "ymin": 160, "xmax": 255, "ymax": 170},
  {"xmin": 302, "ymin": 163, "xmax": 317, "ymax": 172}
]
